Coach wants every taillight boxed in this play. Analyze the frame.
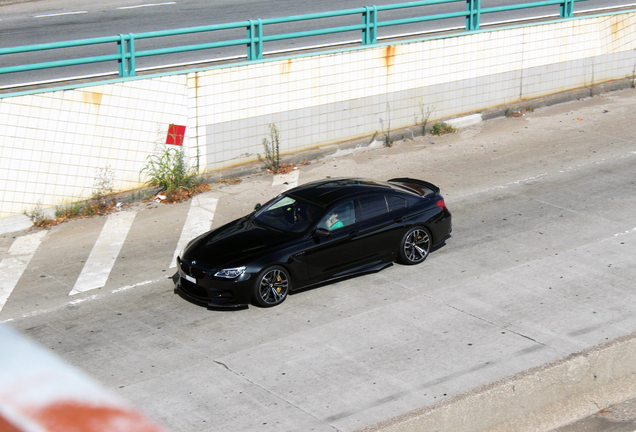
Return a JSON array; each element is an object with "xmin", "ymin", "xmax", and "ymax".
[{"xmin": 436, "ymin": 199, "xmax": 447, "ymax": 211}]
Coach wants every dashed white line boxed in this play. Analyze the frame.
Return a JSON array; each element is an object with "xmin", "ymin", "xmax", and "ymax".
[
  {"xmin": 69, "ymin": 211, "xmax": 137, "ymax": 296},
  {"xmin": 170, "ymin": 193, "xmax": 218, "ymax": 269},
  {"xmin": 117, "ymin": 2, "xmax": 176, "ymax": 10},
  {"xmin": 34, "ymin": 11, "xmax": 88, "ymax": 18},
  {"xmin": 0, "ymin": 231, "xmax": 47, "ymax": 314},
  {"xmin": 614, "ymin": 227, "xmax": 636, "ymax": 238},
  {"xmin": 1, "ymin": 278, "xmax": 163, "ymax": 324}
]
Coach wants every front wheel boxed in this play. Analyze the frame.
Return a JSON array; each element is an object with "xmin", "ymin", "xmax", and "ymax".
[
  {"xmin": 253, "ymin": 266, "xmax": 290, "ymax": 307},
  {"xmin": 398, "ymin": 227, "xmax": 431, "ymax": 265}
]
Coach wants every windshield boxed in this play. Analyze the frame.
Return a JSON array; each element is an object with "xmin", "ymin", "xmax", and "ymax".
[{"xmin": 254, "ymin": 195, "xmax": 322, "ymax": 233}]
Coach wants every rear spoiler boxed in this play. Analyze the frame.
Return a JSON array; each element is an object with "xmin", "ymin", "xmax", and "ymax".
[{"xmin": 388, "ymin": 178, "xmax": 440, "ymax": 198}]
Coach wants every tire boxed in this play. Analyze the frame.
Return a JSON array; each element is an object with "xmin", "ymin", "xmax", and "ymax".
[
  {"xmin": 399, "ymin": 227, "xmax": 431, "ymax": 265},
  {"xmin": 253, "ymin": 266, "xmax": 290, "ymax": 307}
]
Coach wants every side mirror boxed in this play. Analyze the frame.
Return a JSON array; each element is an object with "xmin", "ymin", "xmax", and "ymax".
[
  {"xmin": 313, "ymin": 227, "xmax": 330, "ymax": 238},
  {"xmin": 254, "ymin": 203, "xmax": 261, "ymax": 211}
]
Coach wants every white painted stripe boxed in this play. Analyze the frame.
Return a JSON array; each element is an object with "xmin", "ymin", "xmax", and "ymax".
[
  {"xmin": 615, "ymin": 227, "xmax": 636, "ymax": 238},
  {"xmin": 169, "ymin": 194, "xmax": 218, "ymax": 268},
  {"xmin": 117, "ymin": 2, "xmax": 176, "ymax": 9},
  {"xmin": 34, "ymin": 11, "xmax": 87, "ymax": 18},
  {"xmin": 69, "ymin": 211, "xmax": 137, "ymax": 296},
  {"xmin": 0, "ymin": 231, "xmax": 47, "ymax": 313},
  {"xmin": 272, "ymin": 170, "xmax": 300, "ymax": 192},
  {"xmin": 1, "ymin": 277, "xmax": 165, "ymax": 324}
]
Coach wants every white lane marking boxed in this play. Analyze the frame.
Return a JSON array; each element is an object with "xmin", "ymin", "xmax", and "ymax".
[
  {"xmin": 1, "ymin": 278, "xmax": 164, "ymax": 324},
  {"xmin": 117, "ymin": 2, "xmax": 176, "ymax": 9},
  {"xmin": 69, "ymin": 211, "xmax": 137, "ymax": 296},
  {"xmin": 170, "ymin": 194, "xmax": 218, "ymax": 268},
  {"xmin": 34, "ymin": 11, "xmax": 87, "ymax": 18},
  {"xmin": 0, "ymin": 231, "xmax": 47, "ymax": 313},
  {"xmin": 615, "ymin": 227, "xmax": 636, "ymax": 238},
  {"xmin": 272, "ymin": 170, "xmax": 300, "ymax": 192}
]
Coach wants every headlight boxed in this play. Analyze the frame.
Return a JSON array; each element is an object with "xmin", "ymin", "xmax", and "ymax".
[{"xmin": 214, "ymin": 266, "xmax": 246, "ymax": 279}]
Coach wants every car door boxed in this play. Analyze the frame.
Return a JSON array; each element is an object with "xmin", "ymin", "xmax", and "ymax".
[
  {"xmin": 352, "ymin": 194, "xmax": 408, "ymax": 261},
  {"xmin": 303, "ymin": 195, "xmax": 407, "ymax": 284},
  {"xmin": 301, "ymin": 200, "xmax": 360, "ymax": 282}
]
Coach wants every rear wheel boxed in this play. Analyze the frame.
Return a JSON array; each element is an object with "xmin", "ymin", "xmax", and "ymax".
[
  {"xmin": 399, "ymin": 227, "xmax": 431, "ymax": 265},
  {"xmin": 253, "ymin": 266, "xmax": 290, "ymax": 307}
]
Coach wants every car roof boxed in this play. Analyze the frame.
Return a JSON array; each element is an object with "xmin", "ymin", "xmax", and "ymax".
[{"xmin": 286, "ymin": 178, "xmax": 404, "ymax": 207}]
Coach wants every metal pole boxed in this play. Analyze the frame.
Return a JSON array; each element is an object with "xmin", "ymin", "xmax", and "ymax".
[
  {"xmin": 127, "ymin": 33, "xmax": 136, "ymax": 76},
  {"xmin": 362, "ymin": 6, "xmax": 378, "ymax": 44},
  {"xmin": 560, "ymin": 0, "xmax": 574, "ymax": 18},
  {"xmin": 466, "ymin": 0, "xmax": 481, "ymax": 31}
]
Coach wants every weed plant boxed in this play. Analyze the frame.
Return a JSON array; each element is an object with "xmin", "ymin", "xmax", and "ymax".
[
  {"xmin": 140, "ymin": 145, "xmax": 199, "ymax": 192},
  {"xmin": 258, "ymin": 124, "xmax": 281, "ymax": 172},
  {"xmin": 384, "ymin": 103, "xmax": 393, "ymax": 147},
  {"xmin": 431, "ymin": 122, "xmax": 456, "ymax": 136},
  {"xmin": 93, "ymin": 165, "xmax": 115, "ymax": 200},
  {"xmin": 24, "ymin": 202, "xmax": 53, "ymax": 227},
  {"xmin": 419, "ymin": 104, "xmax": 435, "ymax": 135},
  {"xmin": 54, "ymin": 202, "xmax": 82, "ymax": 219}
]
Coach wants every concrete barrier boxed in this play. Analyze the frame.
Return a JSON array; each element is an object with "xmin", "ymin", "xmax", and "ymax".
[{"xmin": 362, "ymin": 332, "xmax": 636, "ymax": 432}]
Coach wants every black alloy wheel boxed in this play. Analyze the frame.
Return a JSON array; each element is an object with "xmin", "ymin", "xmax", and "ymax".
[
  {"xmin": 253, "ymin": 266, "xmax": 290, "ymax": 307},
  {"xmin": 399, "ymin": 227, "xmax": 431, "ymax": 265}
]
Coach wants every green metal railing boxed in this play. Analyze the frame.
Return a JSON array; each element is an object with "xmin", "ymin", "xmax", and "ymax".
[{"xmin": 0, "ymin": 0, "xmax": 584, "ymax": 80}]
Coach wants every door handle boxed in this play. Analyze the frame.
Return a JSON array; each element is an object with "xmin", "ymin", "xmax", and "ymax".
[
  {"xmin": 394, "ymin": 216, "xmax": 405, "ymax": 223},
  {"xmin": 349, "ymin": 231, "xmax": 360, "ymax": 238}
]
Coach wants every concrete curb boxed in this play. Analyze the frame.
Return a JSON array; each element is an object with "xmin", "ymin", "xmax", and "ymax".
[
  {"xmin": 361, "ymin": 332, "xmax": 636, "ymax": 432},
  {"xmin": 0, "ymin": 214, "xmax": 35, "ymax": 236}
]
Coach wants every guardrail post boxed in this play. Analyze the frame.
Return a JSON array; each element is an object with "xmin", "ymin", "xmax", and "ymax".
[
  {"xmin": 127, "ymin": 33, "xmax": 136, "ymax": 76},
  {"xmin": 362, "ymin": 6, "xmax": 378, "ymax": 45},
  {"xmin": 118, "ymin": 34, "xmax": 126, "ymax": 77},
  {"xmin": 560, "ymin": 0, "xmax": 574, "ymax": 18},
  {"xmin": 117, "ymin": 33, "xmax": 136, "ymax": 77},
  {"xmin": 466, "ymin": 0, "xmax": 481, "ymax": 31},
  {"xmin": 247, "ymin": 19, "xmax": 263, "ymax": 60}
]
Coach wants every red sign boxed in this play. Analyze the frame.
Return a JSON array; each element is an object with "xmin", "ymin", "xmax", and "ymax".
[{"xmin": 166, "ymin": 124, "xmax": 186, "ymax": 146}]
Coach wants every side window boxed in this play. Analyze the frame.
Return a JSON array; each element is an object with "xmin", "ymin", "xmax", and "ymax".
[
  {"xmin": 386, "ymin": 195, "xmax": 407, "ymax": 212},
  {"xmin": 358, "ymin": 196, "xmax": 388, "ymax": 220},
  {"xmin": 319, "ymin": 201, "xmax": 357, "ymax": 231}
]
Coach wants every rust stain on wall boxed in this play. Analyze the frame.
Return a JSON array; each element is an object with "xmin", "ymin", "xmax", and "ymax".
[
  {"xmin": 82, "ymin": 91, "xmax": 102, "ymax": 109},
  {"xmin": 610, "ymin": 16, "xmax": 627, "ymax": 44},
  {"xmin": 193, "ymin": 73, "xmax": 200, "ymax": 98},
  {"xmin": 281, "ymin": 59, "xmax": 293, "ymax": 75},
  {"xmin": 381, "ymin": 45, "xmax": 396, "ymax": 74}
]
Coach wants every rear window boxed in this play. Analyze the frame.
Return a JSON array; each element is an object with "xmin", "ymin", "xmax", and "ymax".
[
  {"xmin": 358, "ymin": 196, "xmax": 388, "ymax": 220},
  {"xmin": 386, "ymin": 195, "xmax": 407, "ymax": 211}
]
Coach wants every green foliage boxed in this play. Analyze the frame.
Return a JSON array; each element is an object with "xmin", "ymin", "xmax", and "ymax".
[
  {"xmin": 140, "ymin": 145, "xmax": 199, "ymax": 191},
  {"xmin": 55, "ymin": 202, "xmax": 82, "ymax": 219},
  {"xmin": 431, "ymin": 122, "xmax": 456, "ymax": 136},
  {"xmin": 384, "ymin": 103, "xmax": 393, "ymax": 147},
  {"xmin": 419, "ymin": 104, "xmax": 435, "ymax": 135},
  {"xmin": 24, "ymin": 202, "xmax": 49, "ymax": 224},
  {"xmin": 24, "ymin": 202, "xmax": 55, "ymax": 228},
  {"xmin": 258, "ymin": 124, "xmax": 281, "ymax": 172}
]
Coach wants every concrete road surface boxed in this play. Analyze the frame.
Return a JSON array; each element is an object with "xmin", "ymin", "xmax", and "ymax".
[{"xmin": 1, "ymin": 88, "xmax": 636, "ymax": 431}]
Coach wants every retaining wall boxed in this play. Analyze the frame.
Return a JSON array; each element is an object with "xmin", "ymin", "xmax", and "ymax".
[
  {"xmin": 1, "ymin": 11, "xmax": 635, "ymax": 218},
  {"xmin": 362, "ymin": 332, "xmax": 636, "ymax": 432}
]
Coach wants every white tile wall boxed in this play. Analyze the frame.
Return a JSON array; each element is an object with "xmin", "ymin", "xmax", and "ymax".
[{"xmin": 1, "ymin": 12, "xmax": 636, "ymax": 218}]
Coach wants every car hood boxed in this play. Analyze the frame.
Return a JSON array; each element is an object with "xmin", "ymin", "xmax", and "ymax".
[{"xmin": 183, "ymin": 217, "xmax": 291, "ymax": 268}]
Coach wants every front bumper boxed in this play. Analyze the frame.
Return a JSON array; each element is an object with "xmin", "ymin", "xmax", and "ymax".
[{"xmin": 175, "ymin": 258, "xmax": 253, "ymax": 309}]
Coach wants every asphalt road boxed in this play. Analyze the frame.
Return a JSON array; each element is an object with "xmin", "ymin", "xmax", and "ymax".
[
  {"xmin": 1, "ymin": 0, "xmax": 634, "ymax": 88},
  {"xmin": 2, "ymin": 88, "xmax": 636, "ymax": 431}
]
